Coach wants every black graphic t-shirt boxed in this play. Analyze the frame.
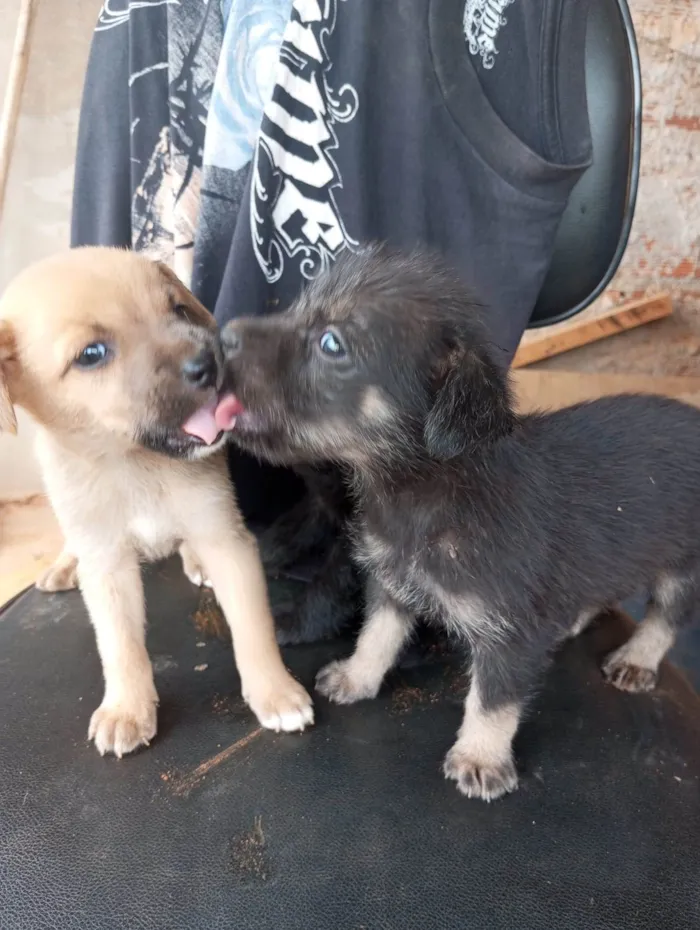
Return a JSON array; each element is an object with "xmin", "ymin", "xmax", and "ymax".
[
  {"xmin": 72, "ymin": 0, "xmax": 591, "ymax": 516},
  {"xmin": 214, "ymin": 0, "xmax": 591, "ymax": 361}
]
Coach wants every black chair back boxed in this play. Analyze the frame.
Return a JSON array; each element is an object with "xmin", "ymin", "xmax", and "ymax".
[{"xmin": 530, "ymin": 0, "xmax": 642, "ymax": 328}]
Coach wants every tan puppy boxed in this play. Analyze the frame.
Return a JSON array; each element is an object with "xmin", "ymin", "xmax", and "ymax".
[{"xmin": 0, "ymin": 248, "xmax": 313, "ymax": 757}]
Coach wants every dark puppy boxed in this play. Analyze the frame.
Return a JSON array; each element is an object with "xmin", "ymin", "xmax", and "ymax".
[
  {"xmin": 216, "ymin": 244, "xmax": 700, "ymax": 801},
  {"xmin": 255, "ymin": 462, "xmax": 360, "ymax": 645}
]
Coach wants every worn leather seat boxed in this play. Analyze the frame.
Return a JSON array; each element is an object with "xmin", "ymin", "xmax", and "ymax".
[
  {"xmin": 3, "ymin": 2, "xmax": 699, "ymax": 928},
  {"xmin": 1, "ymin": 564, "xmax": 699, "ymax": 928}
]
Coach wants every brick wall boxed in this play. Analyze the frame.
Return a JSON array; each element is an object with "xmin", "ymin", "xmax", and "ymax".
[{"xmin": 609, "ymin": 1, "xmax": 699, "ymax": 317}]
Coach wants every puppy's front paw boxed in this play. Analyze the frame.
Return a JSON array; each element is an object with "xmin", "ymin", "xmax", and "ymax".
[
  {"xmin": 88, "ymin": 701, "xmax": 158, "ymax": 758},
  {"xmin": 179, "ymin": 545, "xmax": 213, "ymax": 588},
  {"xmin": 36, "ymin": 553, "xmax": 79, "ymax": 592},
  {"xmin": 315, "ymin": 659, "xmax": 380, "ymax": 704},
  {"xmin": 246, "ymin": 676, "xmax": 314, "ymax": 733},
  {"xmin": 443, "ymin": 745, "xmax": 518, "ymax": 802},
  {"xmin": 602, "ymin": 650, "xmax": 658, "ymax": 693}
]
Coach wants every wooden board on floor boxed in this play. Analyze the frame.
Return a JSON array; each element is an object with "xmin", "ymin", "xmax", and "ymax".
[{"xmin": 513, "ymin": 293, "xmax": 673, "ymax": 368}]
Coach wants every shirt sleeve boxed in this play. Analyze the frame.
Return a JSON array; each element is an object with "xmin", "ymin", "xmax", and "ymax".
[{"xmin": 70, "ymin": 14, "xmax": 133, "ymax": 249}]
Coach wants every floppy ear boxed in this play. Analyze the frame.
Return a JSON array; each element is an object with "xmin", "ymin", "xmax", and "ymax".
[
  {"xmin": 423, "ymin": 343, "xmax": 515, "ymax": 460},
  {"xmin": 156, "ymin": 260, "xmax": 186, "ymax": 290},
  {"xmin": 156, "ymin": 261, "xmax": 214, "ymax": 326},
  {"xmin": 0, "ymin": 321, "xmax": 17, "ymax": 434}
]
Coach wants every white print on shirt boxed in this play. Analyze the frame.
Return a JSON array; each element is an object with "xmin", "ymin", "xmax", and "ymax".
[
  {"xmin": 251, "ymin": 0, "xmax": 359, "ymax": 283},
  {"xmin": 96, "ymin": 0, "xmax": 179, "ymax": 32},
  {"xmin": 463, "ymin": 0, "xmax": 514, "ymax": 70}
]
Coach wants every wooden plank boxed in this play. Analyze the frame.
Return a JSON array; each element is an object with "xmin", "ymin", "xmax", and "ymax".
[
  {"xmin": 512, "ymin": 293, "xmax": 673, "ymax": 369},
  {"xmin": 0, "ymin": 0, "xmax": 37, "ymax": 220}
]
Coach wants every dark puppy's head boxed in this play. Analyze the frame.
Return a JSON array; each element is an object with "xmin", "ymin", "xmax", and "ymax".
[
  {"xmin": 216, "ymin": 244, "xmax": 515, "ymax": 468},
  {"xmin": 0, "ymin": 248, "xmax": 226, "ymax": 460}
]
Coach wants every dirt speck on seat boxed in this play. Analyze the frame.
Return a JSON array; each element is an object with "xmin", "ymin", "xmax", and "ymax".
[
  {"xmin": 211, "ymin": 693, "xmax": 246, "ymax": 716},
  {"xmin": 390, "ymin": 684, "xmax": 426, "ymax": 716},
  {"xmin": 229, "ymin": 816, "xmax": 270, "ymax": 883},
  {"xmin": 390, "ymin": 681, "xmax": 444, "ymax": 716}
]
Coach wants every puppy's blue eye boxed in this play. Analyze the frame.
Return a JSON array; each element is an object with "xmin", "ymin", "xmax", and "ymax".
[
  {"xmin": 319, "ymin": 331, "xmax": 345, "ymax": 357},
  {"xmin": 74, "ymin": 342, "xmax": 109, "ymax": 369}
]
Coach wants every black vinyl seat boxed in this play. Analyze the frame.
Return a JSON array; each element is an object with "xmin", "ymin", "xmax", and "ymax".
[
  {"xmin": 2, "ymin": 3, "xmax": 699, "ymax": 929},
  {"xmin": 1, "ymin": 565, "xmax": 699, "ymax": 930}
]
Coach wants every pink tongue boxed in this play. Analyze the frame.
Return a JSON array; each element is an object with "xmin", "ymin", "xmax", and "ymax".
[
  {"xmin": 181, "ymin": 401, "xmax": 221, "ymax": 445},
  {"xmin": 214, "ymin": 394, "xmax": 245, "ymax": 431}
]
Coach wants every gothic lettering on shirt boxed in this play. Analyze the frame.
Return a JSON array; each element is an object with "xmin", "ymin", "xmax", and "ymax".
[
  {"xmin": 463, "ymin": 0, "xmax": 514, "ymax": 70},
  {"xmin": 251, "ymin": 0, "xmax": 359, "ymax": 284}
]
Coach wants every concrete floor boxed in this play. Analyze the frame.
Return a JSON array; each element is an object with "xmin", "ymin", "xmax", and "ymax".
[{"xmin": 0, "ymin": 0, "xmax": 100, "ymax": 497}]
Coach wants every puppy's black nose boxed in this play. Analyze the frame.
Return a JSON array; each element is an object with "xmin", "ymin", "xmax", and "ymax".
[
  {"xmin": 221, "ymin": 324, "xmax": 241, "ymax": 356},
  {"xmin": 182, "ymin": 348, "xmax": 218, "ymax": 389}
]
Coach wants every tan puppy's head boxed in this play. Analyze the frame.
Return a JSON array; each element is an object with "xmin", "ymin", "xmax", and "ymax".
[{"xmin": 0, "ymin": 247, "xmax": 228, "ymax": 459}]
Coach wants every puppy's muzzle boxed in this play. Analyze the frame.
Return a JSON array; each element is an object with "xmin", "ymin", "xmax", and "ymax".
[{"xmin": 220, "ymin": 319, "xmax": 276, "ymax": 379}]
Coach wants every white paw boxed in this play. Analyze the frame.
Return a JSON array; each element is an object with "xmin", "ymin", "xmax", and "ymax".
[
  {"xmin": 88, "ymin": 700, "xmax": 158, "ymax": 758},
  {"xmin": 184, "ymin": 566, "xmax": 214, "ymax": 588},
  {"xmin": 180, "ymin": 546, "xmax": 213, "ymax": 588},
  {"xmin": 443, "ymin": 744, "xmax": 518, "ymax": 802},
  {"xmin": 315, "ymin": 659, "xmax": 380, "ymax": 704},
  {"xmin": 602, "ymin": 650, "xmax": 658, "ymax": 693},
  {"xmin": 246, "ymin": 677, "xmax": 314, "ymax": 733},
  {"xmin": 35, "ymin": 555, "xmax": 79, "ymax": 592}
]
